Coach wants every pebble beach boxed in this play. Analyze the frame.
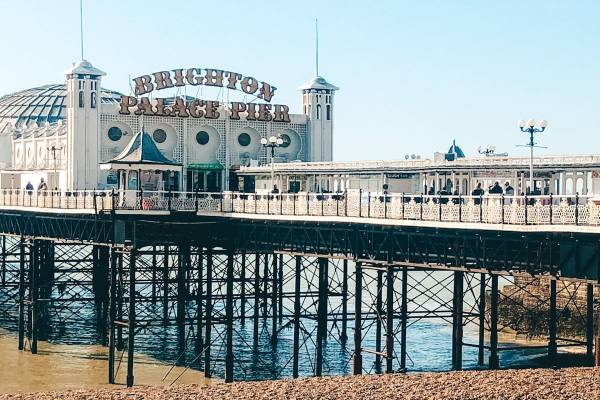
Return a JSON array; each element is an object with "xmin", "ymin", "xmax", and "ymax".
[{"xmin": 2, "ymin": 368, "xmax": 599, "ymax": 400}]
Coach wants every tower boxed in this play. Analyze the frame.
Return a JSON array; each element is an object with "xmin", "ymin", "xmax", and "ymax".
[
  {"xmin": 64, "ymin": 60, "xmax": 105, "ymax": 189},
  {"xmin": 300, "ymin": 76, "xmax": 339, "ymax": 161}
]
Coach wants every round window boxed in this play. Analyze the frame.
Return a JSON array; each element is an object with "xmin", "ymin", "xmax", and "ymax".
[
  {"xmin": 196, "ymin": 131, "xmax": 210, "ymax": 145},
  {"xmin": 153, "ymin": 129, "xmax": 167, "ymax": 143},
  {"xmin": 107, "ymin": 126, "xmax": 122, "ymax": 141},
  {"xmin": 238, "ymin": 132, "xmax": 251, "ymax": 147},
  {"xmin": 281, "ymin": 134, "xmax": 291, "ymax": 148}
]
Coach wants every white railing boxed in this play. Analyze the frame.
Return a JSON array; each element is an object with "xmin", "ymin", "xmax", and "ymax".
[{"xmin": 1, "ymin": 188, "xmax": 599, "ymax": 227}]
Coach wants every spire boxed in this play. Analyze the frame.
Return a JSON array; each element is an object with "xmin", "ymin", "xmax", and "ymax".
[
  {"xmin": 80, "ymin": 0, "xmax": 84, "ymax": 60},
  {"xmin": 315, "ymin": 18, "xmax": 319, "ymax": 77}
]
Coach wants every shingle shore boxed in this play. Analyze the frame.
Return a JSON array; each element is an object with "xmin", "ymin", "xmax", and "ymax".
[{"xmin": 2, "ymin": 367, "xmax": 599, "ymax": 400}]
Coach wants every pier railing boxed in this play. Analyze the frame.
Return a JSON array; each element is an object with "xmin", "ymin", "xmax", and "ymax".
[{"xmin": 0, "ymin": 188, "xmax": 599, "ymax": 227}]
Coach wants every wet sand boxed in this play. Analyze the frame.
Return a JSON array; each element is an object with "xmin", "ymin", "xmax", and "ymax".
[
  {"xmin": 0, "ymin": 333, "xmax": 210, "ymax": 394},
  {"xmin": 1, "ymin": 368, "xmax": 599, "ymax": 400}
]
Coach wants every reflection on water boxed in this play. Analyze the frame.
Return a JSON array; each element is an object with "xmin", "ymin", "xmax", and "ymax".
[
  {"xmin": 0, "ymin": 329, "xmax": 210, "ymax": 394},
  {"xmin": 0, "ymin": 264, "xmax": 579, "ymax": 392}
]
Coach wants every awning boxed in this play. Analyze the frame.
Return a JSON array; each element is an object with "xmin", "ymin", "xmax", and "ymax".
[
  {"xmin": 100, "ymin": 129, "xmax": 182, "ymax": 172},
  {"xmin": 187, "ymin": 162, "xmax": 224, "ymax": 171}
]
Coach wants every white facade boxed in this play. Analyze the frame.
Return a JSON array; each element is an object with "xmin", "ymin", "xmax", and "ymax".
[{"xmin": 0, "ymin": 60, "xmax": 338, "ymax": 191}]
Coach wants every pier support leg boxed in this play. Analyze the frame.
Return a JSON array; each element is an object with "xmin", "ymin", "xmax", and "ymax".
[
  {"xmin": 400, "ymin": 267, "xmax": 407, "ymax": 372},
  {"xmin": 195, "ymin": 250, "xmax": 204, "ymax": 362},
  {"xmin": 586, "ymin": 283, "xmax": 594, "ymax": 365},
  {"xmin": 451, "ymin": 271, "xmax": 464, "ymax": 371},
  {"xmin": 116, "ymin": 253, "xmax": 124, "ymax": 351},
  {"xmin": 548, "ymin": 278, "xmax": 557, "ymax": 366},
  {"xmin": 316, "ymin": 257, "xmax": 328, "ymax": 377},
  {"xmin": 385, "ymin": 266, "xmax": 394, "ymax": 373},
  {"xmin": 478, "ymin": 273, "xmax": 486, "ymax": 366},
  {"xmin": 353, "ymin": 262, "xmax": 363, "ymax": 375},
  {"xmin": 240, "ymin": 251, "xmax": 246, "ymax": 324},
  {"xmin": 271, "ymin": 253, "xmax": 278, "ymax": 345},
  {"xmin": 204, "ymin": 249, "xmax": 213, "ymax": 378},
  {"xmin": 108, "ymin": 247, "xmax": 118, "ymax": 384},
  {"xmin": 162, "ymin": 246, "xmax": 169, "ymax": 323},
  {"xmin": 177, "ymin": 245, "xmax": 189, "ymax": 359},
  {"xmin": 253, "ymin": 253, "xmax": 260, "ymax": 348},
  {"xmin": 292, "ymin": 255, "xmax": 301, "ymax": 378},
  {"xmin": 17, "ymin": 237, "xmax": 25, "ymax": 351},
  {"xmin": 278, "ymin": 254, "xmax": 283, "ymax": 324},
  {"xmin": 1, "ymin": 235, "xmax": 6, "ymax": 287},
  {"xmin": 126, "ymin": 248, "xmax": 137, "ymax": 388},
  {"xmin": 375, "ymin": 269, "xmax": 383, "ymax": 373},
  {"xmin": 225, "ymin": 250, "xmax": 235, "ymax": 383},
  {"xmin": 341, "ymin": 259, "xmax": 348, "ymax": 344},
  {"xmin": 29, "ymin": 240, "xmax": 39, "ymax": 354},
  {"xmin": 262, "ymin": 254, "xmax": 269, "ymax": 319},
  {"xmin": 489, "ymin": 274, "xmax": 499, "ymax": 369},
  {"xmin": 151, "ymin": 246, "xmax": 157, "ymax": 303}
]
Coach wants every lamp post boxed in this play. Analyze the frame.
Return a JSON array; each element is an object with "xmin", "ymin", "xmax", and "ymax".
[
  {"xmin": 47, "ymin": 145, "xmax": 63, "ymax": 190},
  {"xmin": 518, "ymin": 119, "xmax": 548, "ymax": 193},
  {"xmin": 260, "ymin": 135, "xmax": 284, "ymax": 192}
]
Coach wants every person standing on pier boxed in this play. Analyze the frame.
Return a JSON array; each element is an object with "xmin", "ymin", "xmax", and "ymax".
[{"xmin": 37, "ymin": 178, "xmax": 48, "ymax": 192}]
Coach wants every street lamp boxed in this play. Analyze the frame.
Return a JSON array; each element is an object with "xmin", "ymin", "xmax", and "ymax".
[
  {"xmin": 260, "ymin": 135, "xmax": 284, "ymax": 192},
  {"xmin": 47, "ymin": 145, "xmax": 63, "ymax": 190},
  {"xmin": 518, "ymin": 118, "xmax": 548, "ymax": 193}
]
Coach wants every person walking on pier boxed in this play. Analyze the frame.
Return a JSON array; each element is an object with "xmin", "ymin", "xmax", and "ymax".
[
  {"xmin": 472, "ymin": 182, "xmax": 484, "ymax": 204},
  {"xmin": 489, "ymin": 182, "xmax": 503, "ymax": 195},
  {"xmin": 37, "ymin": 178, "xmax": 48, "ymax": 192},
  {"xmin": 25, "ymin": 181, "xmax": 33, "ymax": 195}
]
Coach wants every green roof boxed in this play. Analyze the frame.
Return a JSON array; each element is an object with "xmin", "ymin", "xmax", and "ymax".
[{"xmin": 187, "ymin": 162, "xmax": 224, "ymax": 170}]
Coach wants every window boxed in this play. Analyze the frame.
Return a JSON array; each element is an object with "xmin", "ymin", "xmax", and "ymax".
[
  {"xmin": 238, "ymin": 132, "xmax": 251, "ymax": 146},
  {"xmin": 196, "ymin": 131, "xmax": 210, "ymax": 145},
  {"xmin": 78, "ymin": 91, "xmax": 84, "ymax": 108},
  {"xmin": 280, "ymin": 134, "xmax": 291, "ymax": 148},
  {"xmin": 316, "ymin": 104, "xmax": 321, "ymax": 119},
  {"xmin": 90, "ymin": 92, "xmax": 96, "ymax": 108},
  {"xmin": 153, "ymin": 129, "xmax": 167, "ymax": 143},
  {"xmin": 326, "ymin": 105, "xmax": 331, "ymax": 120},
  {"xmin": 108, "ymin": 127, "xmax": 123, "ymax": 141}
]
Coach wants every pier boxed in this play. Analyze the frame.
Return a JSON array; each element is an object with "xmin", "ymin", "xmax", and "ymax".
[{"xmin": 0, "ymin": 188, "xmax": 598, "ymax": 385}]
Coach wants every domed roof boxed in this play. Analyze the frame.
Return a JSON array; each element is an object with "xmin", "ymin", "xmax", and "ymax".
[
  {"xmin": 445, "ymin": 139, "xmax": 465, "ymax": 161},
  {"xmin": 0, "ymin": 84, "xmax": 122, "ymax": 134},
  {"xmin": 298, "ymin": 76, "xmax": 339, "ymax": 91}
]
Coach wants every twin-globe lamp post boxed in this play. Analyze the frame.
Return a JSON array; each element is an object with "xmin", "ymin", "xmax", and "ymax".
[
  {"xmin": 518, "ymin": 118, "xmax": 548, "ymax": 194},
  {"xmin": 261, "ymin": 135, "xmax": 284, "ymax": 192}
]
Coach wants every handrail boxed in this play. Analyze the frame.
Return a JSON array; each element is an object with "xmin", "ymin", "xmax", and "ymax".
[{"xmin": 1, "ymin": 188, "xmax": 599, "ymax": 227}]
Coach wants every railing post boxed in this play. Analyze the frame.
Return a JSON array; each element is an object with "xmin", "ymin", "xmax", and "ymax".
[
  {"xmin": 344, "ymin": 191, "xmax": 348, "ymax": 216},
  {"xmin": 549, "ymin": 194, "xmax": 553, "ymax": 225},
  {"xmin": 419, "ymin": 193, "xmax": 423, "ymax": 220},
  {"xmin": 384, "ymin": 193, "xmax": 387, "ymax": 219},
  {"xmin": 479, "ymin": 194, "xmax": 483, "ymax": 223},
  {"xmin": 280, "ymin": 194, "xmax": 283, "ymax": 215},
  {"xmin": 139, "ymin": 188, "xmax": 143, "ymax": 210},
  {"xmin": 501, "ymin": 194, "xmax": 505, "ymax": 224},
  {"xmin": 367, "ymin": 192, "xmax": 370, "ymax": 218},
  {"xmin": 93, "ymin": 190, "xmax": 98, "ymax": 214},
  {"xmin": 220, "ymin": 192, "xmax": 224, "ymax": 212},
  {"xmin": 306, "ymin": 193, "xmax": 309, "ymax": 215},
  {"xmin": 575, "ymin": 192, "xmax": 579, "ymax": 225},
  {"xmin": 458, "ymin": 194, "xmax": 462, "ymax": 222},
  {"xmin": 195, "ymin": 188, "xmax": 200, "ymax": 213},
  {"xmin": 401, "ymin": 193, "xmax": 405, "ymax": 219},
  {"xmin": 267, "ymin": 193, "xmax": 270, "ymax": 214},
  {"xmin": 438, "ymin": 194, "xmax": 442, "ymax": 221},
  {"xmin": 293, "ymin": 193, "xmax": 296, "ymax": 215},
  {"xmin": 524, "ymin": 193, "xmax": 528, "ymax": 225},
  {"xmin": 321, "ymin": 194, "xmax": 324, "ymax": 216},
  {"xmin": 359, "ymin": 189, "xmax": 362, "ymax": 217}
]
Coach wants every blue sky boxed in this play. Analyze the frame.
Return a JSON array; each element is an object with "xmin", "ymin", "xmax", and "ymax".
[{"xmin": 0, "ymin": 1, "xmax": 598, "ymax": 161}]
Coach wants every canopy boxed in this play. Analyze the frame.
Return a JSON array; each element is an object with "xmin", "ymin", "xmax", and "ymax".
[{"xmin": 101, "ymin": 130, "xmax": 182, "ymax": 171}]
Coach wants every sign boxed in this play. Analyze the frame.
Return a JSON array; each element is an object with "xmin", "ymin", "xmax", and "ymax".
[{"xmin": 118, "ymin": 68, "xmax": 290, "ymax": 122}]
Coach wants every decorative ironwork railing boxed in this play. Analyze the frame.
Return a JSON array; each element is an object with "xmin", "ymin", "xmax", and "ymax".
[{"xmin": 0, "ymin": 188, "xmax": 599, "ymax": 227}]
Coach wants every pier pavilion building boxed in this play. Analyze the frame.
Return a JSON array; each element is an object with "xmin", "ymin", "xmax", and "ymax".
[
  {"xmin": 0, "ymin": 60, "xmax": 338, "ymax": 192},
  {"xmin": 236, "ymin": 143, "xmax": 600, "ymax": 196}
]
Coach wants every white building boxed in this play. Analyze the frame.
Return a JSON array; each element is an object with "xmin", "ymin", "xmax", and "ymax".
[{"xmin": 0, "ymin": 60, "xmax": 338, "ymax": 191}]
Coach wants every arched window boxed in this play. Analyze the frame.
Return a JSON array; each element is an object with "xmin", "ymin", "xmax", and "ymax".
[
  {"xmin": 326, "ymin": 105, "xmax": 331, "ymax": 120},
  {"xmin": 316, "ymin": 104, "xmax": 321, "ymax": 119},
  {"xmin": 90, "ymin": 92, "xmax": 96, "ymax": 108},
  {"xmin": 78, "ymin": 91, "xmax": 84, "ymax": 108}
]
